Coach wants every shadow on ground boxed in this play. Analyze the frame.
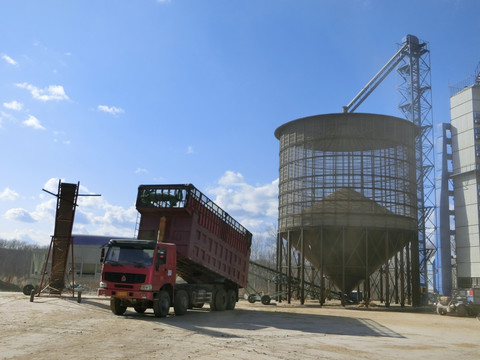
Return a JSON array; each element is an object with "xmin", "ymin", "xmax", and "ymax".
[{"xmin": 88, "ymin": 299, "xmax": 405, "ymax": 339}]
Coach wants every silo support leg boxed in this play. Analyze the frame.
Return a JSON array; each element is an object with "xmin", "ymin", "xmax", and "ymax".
[
  {"xmin": 385, "ymin": 232, "xmax": 390, "ymax": 307},
  {"xmin": 300, "ymin": 228, "xmax": 305, "ymax": 305},
  {"xmin": 400, "ymin": 245, "xmax": 405, "ymax": 307},
  {"xmin": 320, "ymin": 229, "xmax": 325, "ymax": 306},
  {"xmin": 341, "ymin": 227, "xmax": 345, "ymax": 307}
]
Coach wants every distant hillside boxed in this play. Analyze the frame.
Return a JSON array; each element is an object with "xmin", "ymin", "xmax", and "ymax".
[{"xmin": 0, "ymin": 279, "xmax": 22, "ymax": 292}]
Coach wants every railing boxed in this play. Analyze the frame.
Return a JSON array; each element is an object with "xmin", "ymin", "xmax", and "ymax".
[{"xmin": 136, "ymin": 184, "xmax": 252, "ymax": 250}]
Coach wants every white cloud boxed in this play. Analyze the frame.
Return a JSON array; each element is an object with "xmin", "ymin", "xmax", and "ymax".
[
  {"xmin": 74, "ymin": 193, "xmax": 137, "ymax": 238},
  {"xmin": 97, "ymin": 105, "xmax": 124, "ymax": 115},
  {"xmin": 23, "ymin": 115, "xmax": 45, "ymax": 130},
  {"xmin": 3, "ymin": 100, "xmax": 23, "ymax": 111},
  {"xmin": 5, "ymin": 208, "xmax": 36, "ymax": 223},
  {"xmin": 187, "ymin": 145, "xmax": 194, "ymax": 154},
  {"xmin": 0, "ymin": 228, "xmax": 45, "ymax": 245},
  {"xmin": 0, "ymin": 187, "xmax": 19, "ymax": 201},
  {"xmin": 0, "ymin": 111, "xmax": 14, "ymax": 125},
  {"xmin": 53, "ymin": 130, "xmax": 71, "ymax": 145},
  {"xmin": 207, "ymin": 171, "xmax": 279, "ymax": 235},
  {"xmin": 15, "ymin": 82, "xmax": 69, "ymax": 101},
  {"xmin": 135, "ymin": 168, "xmax": 148, "ymax": 174},
  {"xmin": 2, "ymin": 54, "xmax": 17, "ymax": 65},
  {"xmin": 218, "ymin": 171, "xmax": 246, "ymax": 187}
]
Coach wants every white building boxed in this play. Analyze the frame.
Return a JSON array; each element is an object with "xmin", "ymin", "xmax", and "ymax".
[{"xmin": 450, "ymin": 84, "xmax": 480, "ymax": 288}]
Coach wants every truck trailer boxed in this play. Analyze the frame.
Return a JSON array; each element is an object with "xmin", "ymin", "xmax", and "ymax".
[{"xmin": 98, "ymin": 184, "xmax": 252, "ymax": 317}]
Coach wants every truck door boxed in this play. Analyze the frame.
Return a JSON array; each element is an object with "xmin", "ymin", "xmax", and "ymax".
[{"xmin": 152, "ymin": 246, "xmax": 175, "ymax": 288}]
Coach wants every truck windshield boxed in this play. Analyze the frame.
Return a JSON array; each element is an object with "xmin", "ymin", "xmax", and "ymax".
[{"xmin": 105, "ymin": 246, "xmax": 154, "ymax": 267}]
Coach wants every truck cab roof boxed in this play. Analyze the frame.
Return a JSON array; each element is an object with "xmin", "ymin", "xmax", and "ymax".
[{"xmin": 108, "ymin": 239, "xmax": 157, "ymax": 249}]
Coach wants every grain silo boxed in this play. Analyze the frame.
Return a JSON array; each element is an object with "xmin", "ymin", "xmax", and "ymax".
[{"xmin": 275, "ymin": 112, "xmax": 421, "ymax": 306}]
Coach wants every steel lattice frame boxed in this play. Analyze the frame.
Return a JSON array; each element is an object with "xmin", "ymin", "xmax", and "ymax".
[{"xmin": 396, "ymin": 36, "xmax": 436, "ymax": 298}]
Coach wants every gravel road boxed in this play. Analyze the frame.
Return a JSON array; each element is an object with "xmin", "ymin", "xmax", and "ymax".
[{"xmin": 1, "ymin": 291, "xmax": 479, "ymax": 359}]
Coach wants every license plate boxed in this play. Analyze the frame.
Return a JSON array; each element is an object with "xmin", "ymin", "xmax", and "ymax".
[{"xmin": 117, "ymin": 291, "xmax": 128, "ymax": 297}]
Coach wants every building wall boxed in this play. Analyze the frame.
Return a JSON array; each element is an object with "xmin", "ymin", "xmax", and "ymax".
[
  {"xmin": 450, "ymin": 85, "xmax": 480, "ymax": 287},
  {"xmin": 71, "ymin": 244, "xmax": 103, "ymax": 278}
]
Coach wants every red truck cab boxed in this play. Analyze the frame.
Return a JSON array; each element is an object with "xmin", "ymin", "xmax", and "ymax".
[{"xmin": 98, "ymin": 239, "xmax": 177, "ymax": 317}]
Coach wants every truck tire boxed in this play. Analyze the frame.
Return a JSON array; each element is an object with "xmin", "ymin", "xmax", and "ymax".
[
  {"xmin": 23, "ymin": 284, "xmax": 34, "ymax": 296},
  {"xmin": 456, "ymin": 304, "xmax": 468, "ymax": 317},
  {"xmin": 436, "ymin": 307, "xmax": 447, "ymax": 315},
  {"xmin": 226, "ymin": 289, "xmax": 237, "ymax": 310},
  {"xmin": 174, "ymin": 290, "xmax": 188, "ymax": 316},
  {"xmin": 210, "ymin": 298, "xmax": 217, "ymax": 311},
  {"xmin": 110, "ymin": 298, "xmax": 127, "ymax": 315},
  {"xmin": 153, "ymin": 290, "xmax": 170, "ymax": 318},
  {"xmin": 261, "ymin": 295, "xmax": 271, "ymax": 305},
  {"xmin": 248, "ymin": 294, "xmax": 256, "ymax": 303},
  {"xmin": 213, "ymin": 289, "xmax": 227, "ymax": 311}
]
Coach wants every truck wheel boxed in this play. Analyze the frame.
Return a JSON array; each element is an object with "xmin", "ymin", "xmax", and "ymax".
[
  {"xmin": 153, "ymin": 290, "xmax": 170, "ymax": 318},
  {"xmin": 436, "ymin": 307, "xmax": 447, "ymax": 315},
  {"xmin": 110, "ymin": 298, "xmax": 127, "ymax": 315},
  {"xmin": 23, "ymin": 284, "xmax": 34, "ymax": 296},
  {"xmin": 226, "ymin": 289, "xmax": 236, "ymax": 310},
  {"xmin": 261, "ymin": 295, "xmax": 271, "ymax": 305},
  {"xmin": 210, "ymin": 297, "xmax": 217, "ymax": 311},
  {"xmin": 214, "ymin": 289, "xmax": 228, "ymax": 311},
  {"xmin": 456, "ymin": 304, "xmax": 468, "ymax": 317},
  {"xmin": 174, "ymin": 290, "xmax": 188, "ymax": 316},
  {"xmin": 248, "ymin": 294, "xmax": 256, "ymax": 303}
]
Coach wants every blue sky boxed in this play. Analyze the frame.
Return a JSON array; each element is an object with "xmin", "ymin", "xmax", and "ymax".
[{"xmin": 0, "ymin": 0, "xmax": 479, "ymax": 247}]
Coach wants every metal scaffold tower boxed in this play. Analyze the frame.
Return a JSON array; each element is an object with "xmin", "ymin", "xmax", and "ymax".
[
  {"xmin": 36, "ymin": 181, "xmax": 79, "ymax": 298},
  {"xmin": 32, "ymin": 180, "xmax": 99, "ymax": 301},
  {"xmin": 397, "ymin": 36, "xmax": 435, "ymax": 295},
  {"xmin": 344, "ymin": 34, "xmax": 435, "ymax": 300}
]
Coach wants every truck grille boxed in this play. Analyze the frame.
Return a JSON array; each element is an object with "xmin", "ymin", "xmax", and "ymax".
[{"xmin": 104, "ymin": 272, "xmax": 146, "ymax": 284}]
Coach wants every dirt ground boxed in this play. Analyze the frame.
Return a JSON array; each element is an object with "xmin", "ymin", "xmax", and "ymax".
[{"xmin": 0, "ymin": 291, "xmax": 479, "ymax": 360}]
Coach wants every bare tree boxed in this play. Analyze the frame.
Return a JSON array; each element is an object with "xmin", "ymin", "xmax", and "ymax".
[{"xmin": 0, "ymin": 239, "xmax": 44, "ymax": 250}]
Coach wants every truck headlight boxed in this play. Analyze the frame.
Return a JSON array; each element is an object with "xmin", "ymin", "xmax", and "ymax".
[
  {"xmin": 140, "ymin": 284, "xmax": 152, "ymax": 291},
  {"xmin": 99, "ymin": 281, "xmax": 107, "ymax": 288}
]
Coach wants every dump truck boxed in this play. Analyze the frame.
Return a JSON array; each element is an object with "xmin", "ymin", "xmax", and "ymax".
[{"xmin": 98, "ymin": 184, "xmax": 252, "ymax": 317}]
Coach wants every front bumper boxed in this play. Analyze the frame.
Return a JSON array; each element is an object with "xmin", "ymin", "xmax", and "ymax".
[{"xmin": 97, "ymin": 288, "xmax": 154, "ymax": 301}]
